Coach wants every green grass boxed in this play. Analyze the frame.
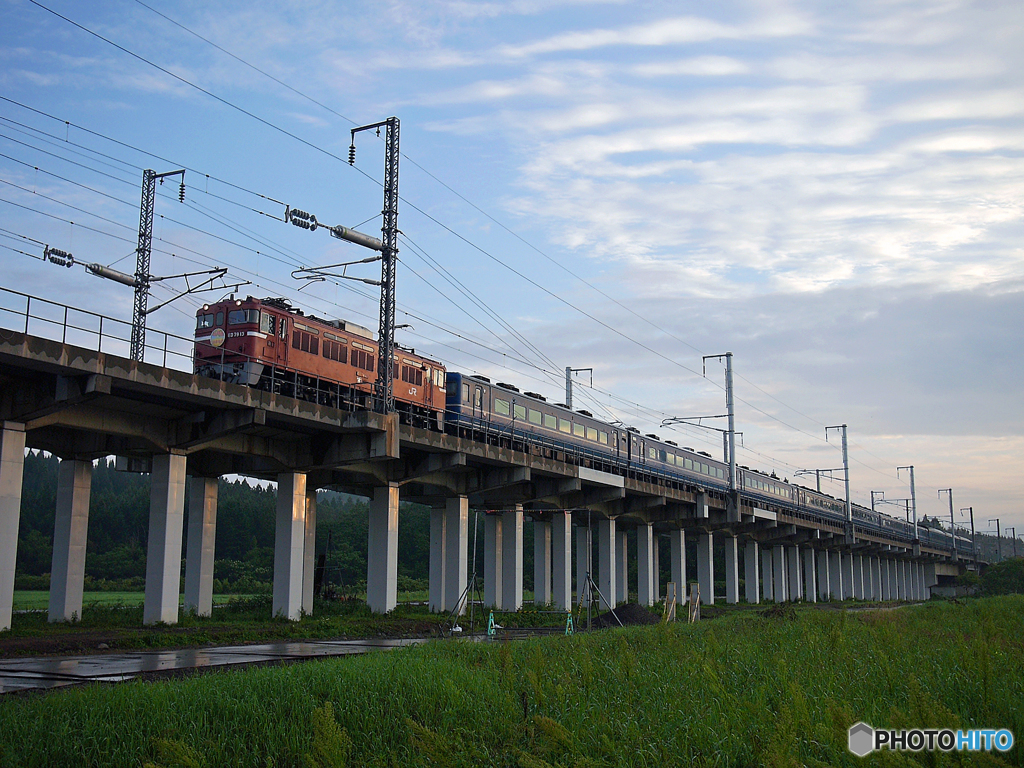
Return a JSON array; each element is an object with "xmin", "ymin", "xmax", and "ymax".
[
  {"xmin": 11, "ymin": 591, "xmax": 249, "ymax": 611},
  {"xmin": 1, "ymin": 597, "xmax": 1021, "ymax": 767}
]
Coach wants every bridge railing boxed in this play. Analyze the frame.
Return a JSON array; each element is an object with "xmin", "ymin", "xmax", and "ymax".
[{"xmin": 0, "ymin": 285, "xmax": 196, "ymax": 370}]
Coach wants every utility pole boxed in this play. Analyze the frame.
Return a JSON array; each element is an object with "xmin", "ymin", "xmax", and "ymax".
[
  {"xmin": 350, "ymin": 117, "xmax": 399, "ymax": 414},
  {"xmin": 565, "ymin": 367, "xmax": 592, "ymax": 410},
  {"xmin": 938, "ymin": 489, "xmax": 956, "ymax": 559},
  {"xmin": 897, "ymin": 466, "xmax": 918, "ymax": 540},
  {"xmin": 989, "ymin": 518, "xmax": 1002, "ymax": 561},
  {"xmin": 960, "ymin": 507, "xmax": 977, "ymax": 569},
  {"xmin": 131, "ymin": 168, "xmax": 184, "ymax": 361},
  {"xmin": 826, "ymin": 424, "xmax": 852, "ymax": 541},
  {"xmin": 871, "ymin": 491, "xmax": 885, "ymax": 525},
  {"xmin": 704, "ymin": 354, "xmax": 738, "ymax": 520},
  {"xmin": 1007, "ymin": 527, "xmax": 1017, "ymax": 558}
]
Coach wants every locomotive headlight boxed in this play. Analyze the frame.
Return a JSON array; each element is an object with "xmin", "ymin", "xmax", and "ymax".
[
  {"xmin": 202, "ymin": 304, "xmax": 209, "ymax": 311},
  {"xmin": 235, "ymin": 300, "xmax": 242, "ymax": 306}
]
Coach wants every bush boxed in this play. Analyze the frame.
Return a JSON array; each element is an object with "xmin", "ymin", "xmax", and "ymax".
[
  {"xmin": 980, "ymin": 557, "xmax": 1024, "ymax": 595},
  {"xmin": 14, "ymin": 573, "xmax": 50, "ymax": 590}
]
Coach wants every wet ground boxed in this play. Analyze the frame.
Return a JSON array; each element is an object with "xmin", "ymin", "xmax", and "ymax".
[{"xmin": 0, "ymin": 638, "xmax": 428, "ymax": 694}]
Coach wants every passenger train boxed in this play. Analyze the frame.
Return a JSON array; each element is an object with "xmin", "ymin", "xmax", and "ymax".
[{"xmin": 193, "ymin": 299, "xmax": 970, "ymax": 554}]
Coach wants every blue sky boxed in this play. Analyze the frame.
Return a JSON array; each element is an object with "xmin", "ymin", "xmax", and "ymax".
[{"xmin": 1, "ymin": 0, "xmax": 1022, "ymax": 535}]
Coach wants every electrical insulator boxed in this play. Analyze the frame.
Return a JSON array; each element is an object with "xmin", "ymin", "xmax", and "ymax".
[
  {"xmin": 44, "ymin": 246, "xmax": 74, "ymax": 268},
  {"xmin": 348, "ymin": 145, "xmax": 355, "ymax": 165},
  {"xmin": 179, "ymin": 182, "xmax": 185, "ymax": 203}
]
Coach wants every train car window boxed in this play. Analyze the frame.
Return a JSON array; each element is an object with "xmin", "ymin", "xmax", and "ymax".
[
  {"xmin": 351, "ymin": 344, "xmax": 375, "ymax": 371},
  {"xmin": 260, "ymin": 313, "xmax": 272, "ymax": 334},
  {"xmin": 279, "ymin": 318, "xmax": 287, "ymax": 338},
  {"xmin": 544, "ymin": 413, "xmax": 557, "ymax": 429},
  {"xmin": 197, "ymin": 314, "xmax": 214, "ymax": 329},
  {"xmin": 435, "ymin": 370, "xmax": 446, "ymax": 388},
  {"xmin": 648, "ymin": 447, "xmax": 657, "ymax": 460},
  {"xmin": 495, "ymin": 398, "xmax": 510, "ymax": 416},
  {"xmin": 462, "ymin": 383, "xmax": 470, "ymax": 401},
  {"xmin": 558, "ymin": 418, "xmax": 571, "ymax": 433},
  {"xmin": 514, "ymin": 403, "xmax": 527, "ymax": 420},
  {"xmin": 294, "ymin": 322, "xmax": 319, "ymax": 335},
  {"xmin": 322, "ymin": 336, "xmax": 347, "ymax": 363},
  {"xmin": 292, "ymin": 329, "xmax": 319, "ymax": 355},
  {"xmin": 586, "ymin": 427, "xmax": 598, "ymax": 441},
  {"xmin": 684, "ymin": 458, "xmax": 693, "ymax": 470},
  {"xmin": 228, "ymin": 309, "xmax": 260, "ymax": 325},
  {"xmin": 215, "ymin": 311, "xmax": 224, "ymax": 326},
  {"xmin": 528, "ymin": 409, "xmax": 542, "ymax": 425},
  {"xmin": 401, "ymin": 366, "xmax": 423, "ymax": 386},
  {"xmin": 599, "ymin": 431, "xmax": 608, "ymax": 445},
  {"xmin": 573, "ymin": 423, "xmax": 585, "ymax": 437},
  {"xmin": 474, "ymin": 387, "xmax": 483, "ymax": 409}
]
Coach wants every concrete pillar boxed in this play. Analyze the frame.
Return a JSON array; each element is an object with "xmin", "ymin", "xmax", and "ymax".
[
  {"xmin": 367, "ymin": 483, "xmax": 399, "ymax": 613},
  {"xmin": 723, "ymin": 535, "xmax": 739, "ymax": 605},
  {"xmin": 669, "ymin": 529, "xmax": 686, "ymax": 597},
  {"xmin": 923, "ymin": 562, "xmax": 938, "ymax": 598},
  {"xmin": 184, "ymin": 476, "xmax": 218, "ymax": 618},
  {"xmin": 429, "ymin": 507, "xmax": 446, "ymax": 612},
  {"xmin": 501, "ymin": 506, "xmax": 523, "ymax": 611},
  {"xmin": 843, "ymin": 553, "xmax": 855, "ymax": 600},
  {"xmin": 828, "ymin": 550, "xmax": 843, "ymax": 600},
  {"xmin": 484, "ymin": 513, "xmax": 502, "ymax": 608},
  {"xmin": 803, "ymin": 548, "xmax": 816, "ymax": 604},
  {"xmin": 787, "ymin": 545, "xmax": 802, "ymax": 601},
  {"xmin": 0, "ymin": 423, "xmax": 25, "ymax": 632},
  {"xmin": 919, "ymin": 563, "xmax": 928, "ymax": 600},
  {"xmin": 273, "ymin": 472, "xmax": 307, "ymax": 621},
  {"xmin": 817, "ymin": 549, "xmax": 830, "ymax": 600},
  {"xmin": 889, "ymin": 559, "xmax": 898, "ymax": 600},
  {"xmin": 637, "ymin": 524, "xmax": 655, "ymax": 607},
  {"xmin": 616, "ymin": 531, "xmax": 628, "ymax": 604},
  {"xmin": 873, "ymin": 557, "xmax": 882, "ymax": 601},
  {"xmin": 596, "ymin": 518, "xmax": 616, "ymax": 610},
  {"xmin": 575, "ymin": 524, "xmax": 590, "ymax": 603},
  {"xmin": 895, "ymin": 560, "xmax": 905, "ymax": 600},
  {"xmin": 761, "ymin": 544, "xmax": 774, "ymax": 601},
  {"xmin": 772, "ymin": 545, "xmax": 787, "ymax": 602},
  {"xmin": 144, "ymin": 453, "xmax": 188, "ymax": 625},
  {"xmin": 533, "ymin": 519, "xmax": 552, "ymax": 605},
  {"xmin": 49, "ymin": 459, "xmax": 93, "ymax": 623},
  {"xmin": 444, "ymin": 496, "xmax": 469, "ymax": 615},
  {"xmin": 301, "ymin": 490, "xmax": 316, "ymax": 616},
  {"xmin": 653, "ymin": 535, "xmax": 660, "ymax": 601},
  {"xmin": 552, "ymin": 512, "xmax": 572, "ymax": 610},
  {"xmin": 744, "ymin": 540, "xmax": 760, "ymax": 604},
  {"xmin": 880, "ymin": 558, "xmax": 890, "ymax": 600},
  {"xmin": 698, "ymin": 533, "xmax": 715, "ymax": 606},
  {"xmin": 912, "ymin": 562, "xmax": 921, "ymax": 600},
  {"xmin": 853, "ymin": 555, "xmax": 864, "ymax": 600}
]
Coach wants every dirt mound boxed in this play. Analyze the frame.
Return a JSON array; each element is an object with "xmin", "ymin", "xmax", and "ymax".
[
  {"xmin": 759, "ymin": 604, "xmax": 797, "ymax": 621},
  {"xmin": 593, "ymin": 602, "xmax": 661, "ymax": 629}
]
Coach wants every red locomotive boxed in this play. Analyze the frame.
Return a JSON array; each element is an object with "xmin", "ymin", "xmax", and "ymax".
[{"xmin": 194, "ymin": 296, "xmax": 446, "ymax": 427}]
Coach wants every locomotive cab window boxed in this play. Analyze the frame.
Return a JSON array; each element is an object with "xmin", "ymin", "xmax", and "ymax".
[
  {"xmin": 228, "ymin": 309, "xmax": 260, "ymax": 325},
  {"xmin": 197, "ymin": 314, "xmax": 215, "ymax": 329},
  {"xmin": 215, "ymin": 311, "xmax": 224, "ymax": 326},
  {"xmin": 260, "ymin": 313, "xmax": 276, "ymax": 336}
]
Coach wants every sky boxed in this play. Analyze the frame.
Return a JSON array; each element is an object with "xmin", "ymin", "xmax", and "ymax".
[{"xmin": 1, "ymin": 0, "xmax": 1022, "ymax": 539}]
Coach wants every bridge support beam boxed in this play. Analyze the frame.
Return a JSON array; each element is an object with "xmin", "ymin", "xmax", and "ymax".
[
  {"xmin": 445, "ymin": 496, "xmax": 469, "ymax": 615},
  {"xmin": 638, "ymin": 524, "xmax": 655, "ymax": 607},
  {"xmin": 144, "ymin": 453, "xmax": 188, "ymax": 625},
  {"xmin": 273, "ymin": 472, "xmax": 307, "ymax": 621},
  {"xmin": 788, "ymin": 545, "xmax": 802, "ymax": 601},
  {"xmin": 501, "ymin": 506, "xmax": 523, "ymax": 611},
  {"xmin": 872, "ymin": 557, "xmax": 882, "ymax": 601},
  {"xmin": 367, "ymin": 483, "xmax": 399, "ymax": 613},
  {"xmin": 49, "ymin": 458, "xmax": 92, "ymax": 623},
  {"xmin": 698, "ymin": 533, "xmax": 714, "ymax": 606},
  {"xmin": 853, "ymin": 555, "xmax": 864, "ymax": 600},
  {"xmin": 816, "ymin": 548, "xmax": 830, "ymax": 601},
  {"xmin": 534, "ymin": 519, "xmax": 552, "ymax": 606},
  {"xmin": 0, "ymin": 422, "xmax": 25, "ymax": 632},
  {"xmin": 302, "ymin": 490, "xmax": 317, "ymax": 615},
  {"xmin": 843, "ymin": 553, "xmax": 855, "ymax": 600},
  {"xmin": 184, "ymin": 476, "xmax": 218, "ymax": 618},
  {"xmin": 429, "ymin": 507, "xmax": 446, "ymax": 612},
  {"xmin": 597, "ymin": 518, "xmax": 616, "ymax": 609},
  {"xmin": 744, "ymin": 540, "xmax": 759, "ymax": 604},
  {"xmin": 669, "ymin": 530, "xmax": 686, "ymax": 600},
  {"xmin": 829, "ymin": 549, "xmax": 843, "ymax": 600},
  {"xmin": 485, "ymin": 512, "xmax": 502, "ymax": 608},
  {"xmin": 772, "ymin": 545, "xmax": 787, "ymax": 602},
  {"xmin": 803, "ymin": 548, "xmax": 816, "ymax": 603},
  {"xmin": 761, "ymin": 544, "xmax": 774, "ymax": 601},
  {"xmin": 723, "ymin": 535, "xmax": 739, "ymax": 605},
  {"xmin": 616, "ymin": 531, "xmax": 628, "ymax": 604},
  {"xmin": 923, "ymin": 562, "xmax": 938, "ymax": 599},
  {"xmin": 551, "ymin": 512, "xmax": 572, "ymax": 611}
]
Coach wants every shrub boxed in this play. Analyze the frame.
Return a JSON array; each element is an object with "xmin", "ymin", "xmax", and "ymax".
[{"xmin": 980, "ymin": 557, "xmax": 1024, "ymax": 596}]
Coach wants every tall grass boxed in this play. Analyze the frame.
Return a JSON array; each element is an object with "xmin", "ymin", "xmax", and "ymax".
[{"xmin": 1, "ymin": 597, "xmax": 1021, "ymax": 767}]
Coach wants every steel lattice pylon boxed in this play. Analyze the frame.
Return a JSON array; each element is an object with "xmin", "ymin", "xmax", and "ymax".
[{"xmin": 130, "ymin": 170, "xmax": 157, "ymax": 362}]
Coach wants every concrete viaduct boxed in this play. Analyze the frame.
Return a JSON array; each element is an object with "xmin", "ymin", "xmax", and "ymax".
[{"xmin": 0, "ymin": 328, "xmax": 965, "ymax": 631}]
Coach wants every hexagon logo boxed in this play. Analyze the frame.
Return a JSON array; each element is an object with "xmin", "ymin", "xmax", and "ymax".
[{"xmin": 848, "ymin": 722, "xmax": 874, "ymax": 757}]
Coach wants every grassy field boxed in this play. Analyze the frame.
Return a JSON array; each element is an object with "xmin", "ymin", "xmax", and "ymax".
[
  {"xmin": 1, "ymin": 596, "xmax": 1021, "ymax": 767},
  {"xmin": 11, "ymin": 591, "xmax": 247, "ymax": 611}
]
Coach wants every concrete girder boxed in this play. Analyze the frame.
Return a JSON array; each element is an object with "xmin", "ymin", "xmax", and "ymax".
[{"xmin": 172, "ymin": 408, "xmax": 267, "ymax": 452}]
